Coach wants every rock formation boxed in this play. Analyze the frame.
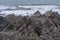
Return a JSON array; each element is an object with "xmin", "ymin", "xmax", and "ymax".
[{"xmin": 0, "ymin": 10, "xmax": 60, "ymax": 40}]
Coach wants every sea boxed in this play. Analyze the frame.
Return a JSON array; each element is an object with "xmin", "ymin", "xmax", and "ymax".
[{"xmin": 0, "ymin": 0, "xmax": 60, "ymax": 16}]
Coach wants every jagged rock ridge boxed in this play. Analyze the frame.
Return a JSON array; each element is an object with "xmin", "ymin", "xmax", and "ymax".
[{"xmin": 0, "ymin": 10, "xmax": 60, "ymax": 40}]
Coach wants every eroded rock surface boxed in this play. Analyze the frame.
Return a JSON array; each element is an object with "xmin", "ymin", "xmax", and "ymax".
[{"xmin": 0, "ymin": 10, "xmax": 60, "ymax": 40}]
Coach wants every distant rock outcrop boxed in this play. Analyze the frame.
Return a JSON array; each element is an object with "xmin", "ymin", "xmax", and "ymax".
[
  {"xmin": 45, "ymin": 10, "xmax": 59, "ymax": 18},
  {"xmin": 31, "ymin": 10, "xmax": 41, "ymax": 18}
]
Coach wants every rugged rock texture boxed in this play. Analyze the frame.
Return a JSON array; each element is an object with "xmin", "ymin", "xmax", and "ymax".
[{"xmin": 0, "ymin": 10, "xmax": 60, "ymax": 40}]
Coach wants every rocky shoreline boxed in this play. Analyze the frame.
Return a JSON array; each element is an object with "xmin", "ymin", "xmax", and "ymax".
[{"xmin": 0, "ymin": 10, "xmax": 60, "ymax": 40}]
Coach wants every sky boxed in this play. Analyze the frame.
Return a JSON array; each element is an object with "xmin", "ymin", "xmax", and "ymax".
[{"xmin": 0, "ymin": 0, "xmax": 60, "ymax": 5}]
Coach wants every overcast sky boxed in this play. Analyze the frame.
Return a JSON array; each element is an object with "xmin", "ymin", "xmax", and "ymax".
[{"xmin": 0, "ymin": 0, "xmax": 59, "ymax": 5}]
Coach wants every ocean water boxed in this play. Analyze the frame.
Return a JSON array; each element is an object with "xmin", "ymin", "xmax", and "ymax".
[
  {"xmin": 0, "ymin": 5, "xmax": 60, "ymax": 16},
  {"xmin": 0, "ymin": 0, "xmax": 60, "ymax": 6},
  {"xmin": 0, "ymin": 0, "xmax": 59, "ymax": 16}
]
